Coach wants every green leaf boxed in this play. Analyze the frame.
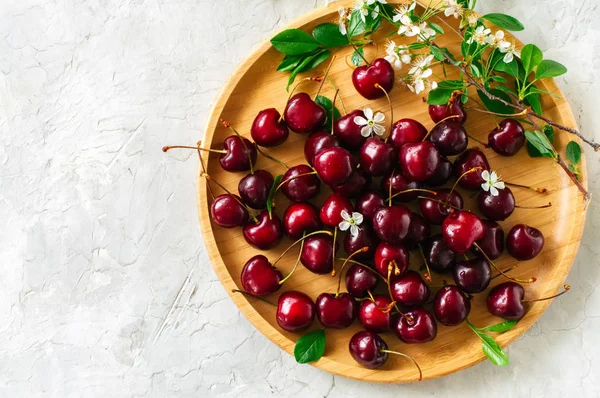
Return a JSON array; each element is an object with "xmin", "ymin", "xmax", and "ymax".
[
  {"xmin": 479, "ymin": 333, "xmax": 510, "ymax": 366},
  {"xmin": 437, "ymin": 79, "xmax": 466, "ymax": 90},
  {"xmin": 527, "ymin": 125, "xmax": 554, "ymax": 157},
  {"xmin": 525, "ymin": 130, "xmax": 557, "ymax": 159},
  {"xmin": 482, "ymin": 13, "xmax": 524, "ymax": 31},
  {"xmin": 478, "ymin": 320, "xmax": 518, "ymax": 333},
  {"xmin": 351, "ymin": 47, "xmax": 365, "ymax": 66},
  {"xmin": 408, "ymin": 42, "xmax": 428, "ymax": 50},
  {"xmin": 365, "ymin": 14, "xmax": 382, "ymax": 32},
  {"xmin": 520, "ymin": 44, "xmax": 543, "ymax": 77},
  {"xmin": 566, "ymin": 141, "xmax": 582, "ymax": 165},
  {"xmin": 430, "ymin": 45, "xmax": 445, "ymax": 61},
  {"xmin": 267, "ymin": 174, "xmax": 283, "ymax": 218},
  {"xmin": 527, "ymin": 87, "xmax": 562, "ymax": 99},
  {"xmin": 286, "ymin": 52, "xmax": 320, "ymax": 90},
  {"xmin": 299, "ymin": 49, "xmax": 331, "ymax": 72},
  {"xmin": 470, "ymin": 63, "xmax": 481, "ymax": 78},
  {"xmin": 277, "ymin": 54, "xmax": 308, "ymax": 72},
  {"xmin": 315, "ymin": 95, "xmax": 342, "ymax": 128},
  {"xmin": 271, "ymin": 29, "xmax": 320, "ymax": 55},
  {"xmin": 348, "ymin": 10, "xmax": 367, "ymax": 37},
  {"xmin": 524, "ymin": 90, "xmax": 543, "ymax": 115},
  {"xmin": 491, "ymin": 75, "xmax": 507, "ymax": 84},
  {"xmin": 429, "ymin": 22, "xmax": 444, "ymax": 35},
  {"xmin": 477, "ymin": 88, "xmax": 514, "ymax": 114},
  {"xmin": 312, "ymin": 23, "xmax": 349, "ymax": 48},
  {"xmin": 427, "ymin": 88, "xmax": 454, "ymax": 105},
  {"xmin": 535, "ymin": 59, "xmax": 568, "ymax": 79},
  {"xmin": 294, "ymin": 329, "xmax": 326, "ymax": 364},
  {"xmin": 495, "ymin": 57, "xmax": 519, "ymax": 80}
]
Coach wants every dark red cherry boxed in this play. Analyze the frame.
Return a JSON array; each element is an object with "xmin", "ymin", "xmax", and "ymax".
[
  {"xmin": 283, "ymin": 92, "xmax": 326, "ymax": 134},
  {"xmin": 304, "ymin": 130, "xmax": 340, "ymax": 166},
  {"xmin": 423, "ymin": 235, "xmax": 456, "ymax": 273},
  {"xmin": 358, "ymin": 295, "xmax": 392, "ymax": 332},
  {"xmin": 344, "ymin": 225, "xmax": 378, "ymax": 260},
  {"xmin": 434, "ymin": 285, "xmax": 471, "ymax": 326},
  {"xmin": 394, "ymin": 308, "xmax": 437, "ymax": 344},
  {"xmin": 507, "ymin": 224, "xmax": 544, "ymax": 260},
  {"xmin": 372, "ymin": 205, "xmax": 412, "ymax": 245},
  {"xmin": 355, "ymin": 191, "xmax": 386, "ymax": 223},
  {"xmin": 381, "ymin": 171, "xmax": 419, "ymax": 202},
  {"xmin": 428, "ymin": 120, "xmax": 468, "ymax": 156},
  {"xmin": 238, "ymin": 169, "xmax": 274, "ymax": 209},
  {"xmin": 428, "ymin": 97, "xmax": 467, "ymax": 124},
  {"xmin": 475, "ymin": 220, "xmax": 505, "ymax": 260},
  {"xmin": 453, "ymin": 258, "xmax": 491, "ymax": 294},
  {"xmin": 243, "ymin": 210, "xmax": 283, "ymax": 250},
  {"xmin": 359, "ymin": 137, "xmax": 398, "ymax": 177},
  {"xmin": 320, "ymin": 193, "xmax": 353, "ymax": 227},
  {"xmin": 276, "ymin": 291, "xmax": 316, "ymax": 331},
  {"xmin": 477, "ymin": 187, "xmax": 515, "ymax": 221},
  {"xmin": 349, "ymin": 330, "xmax": 388, "ymax": 369},
  {"xmin": 405, "ymin": 212, "xmax": 431, "ymax": 249},
  {"xmin": 425, "ymin": 156, "xmax": 453, "ymax": 187},
  {"xmin": 240, "ymin": 255, "xmax": 282, "ymax": 296},
  {"xmin": 399, "ymin": 141, "xmax": 441, "ymax": 182},
  {"xmin": 419, "ymin": 188, "xmax": 464, "ymax": 225},
  {"xmin": 486, "ymin": 282, "xmax": 525, "ymax": 320},
  {"xmin": 300, "ymin": 235, "xmax": 336, "ymax": 274},
  {"xmin": 280, "ymin": 164, "xmax": 320, "ymax": 202},
  {"xmin": 374, "ymin": 242, "xmax": 409, "ymax": 280},
  {"xmin": 316, "ymin": 293, "xmax": 357, "ymax": 329},
  {"xmin": 352, "ymin": 58, "xmax": 395, "ymax": 100},
  {"xmin": 345, "ymin": 263, "xmax": 379, "ymax": 298},
  {"xmin": 334, "ymin": 110, "xmax": 368, "ymax": 150},
  {"xmin": 391, "ymin": 271, "xmax": 430, "ymax": 307},
  {"xmin": 332, "ymin": 168, "xmax": 371, "ymax": 198},
  {"xmin": 313, "ymin": 146, "xmax": 355, "ymax": 186},
  {"xmin": 488, "ymin": 118, "xmax": 525, "ymax": 156},
  {"xmin": 219, "ymin": 135, "xmax": 258, "ymax": 172},
  {"xmin": 453, "ymin": 148, "xmax": 490, "ymax": 190},
  {"xmin": 389, "ymin": 118, "xmax": 428, "ymax": 149},
  {"xmin": 210, "ymin": 194, "xmax": 249, "ymax": 228},
  {"xmin": 251, "ymin": 108, "xmax": 289, "ymax": 147},
  {"xmin": 441, "ymin": 211, "xmax": 485, "ymax": 255},
  {"xmin": 283, "ymin": 202, "xmax": 322, "ymax": 239}
]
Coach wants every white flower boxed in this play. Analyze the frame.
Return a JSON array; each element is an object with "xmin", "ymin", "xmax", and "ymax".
[
  {"xmin": 384, "ymin": 41, "xmax": 411, "ymax": 70},
  {"xmin": 486, "ymin": 30, "xmax": 505, "ymax": 47},
  {"xmin": 407, "ymin": 55, "xmax": 435, "ymax": 94},
  {"xmin": 467, "ymin": 12, "xmax": 480, "ymax": 26},
  {"xmin": 467, "ymin": 25, "xmax": 492, "ymax": 45},
  {"xmin": 444, "ymin": 0, "xmax": 464, "ymax": 19},
  {"xmin": 354, "ymin": 0, "xmax": 380, "ymax": 22},
  {"xmin": 481, "ymin": 170, "xmax": 505, "ymax": 196},
  {"xmin": 337, "ymin": 7, "xmax": 349, "ymax": 36},
  {"xmin": 354, "ymin": 108, "xmax": 386, "ymax": 137},
  {"xmin": 392, "ymin": 2, "xmax": 416, "ymax": 23},
  {"xmin": 417, "ymin": 22, "xmax": 436, "ymax": 42},
  {"xmin": 408, "ymin": 54, "xmax": 434, "ymax": 75},
  {"xmin": 498, "ymin": 39, "xmax": 520, "ymax": 63},
  {"xmin": 338, "ymin": 210, "xmax": 364, "ymax": 237}
]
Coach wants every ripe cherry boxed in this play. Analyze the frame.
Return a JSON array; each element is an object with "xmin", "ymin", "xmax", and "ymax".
[
  {"xmin": 487, "ymin": 282, "xmax": 570, "ymax": 320},
  {"xmin": 304, "ymin": 130, "xmax": 340, "ymax": 166},
  {"xmin": 475, "ymin": 220, "xmax": 504, "ymax": 260},
  {"xmin": 332, "ymin": 168, "xmax": 371, "ymax": 198},
  {"xmin": 240, "ymin": 255, "xmax": 283, "ymax": 296},
  {"xmin": 219, "ymin": 135, "xmax": 258, "ymax": 172},
  {"xmin": 429, "ymin": 120, "xmax": 468, "ymax": 156},
  {"xmin": 399, "ymin": 141, "xmax": 441, "ymax": 182},
  {"xmin": 276, "ymin": 291, "xmax": 316, "ymax": 332},
  {"xmin": 349, "ymin": 331, "xmax": 389, "ymax": 369},
  {"xmin": 372, "ymin": 205, "xmax": 412, "ymax": 245},
  {"xmin": 359, "ymin": 137, "xmax": 398, "ymax": 177},
  {"xmin": 423, "ymin": 234, "xmax": 456, "ymax": 273},
  {"xmin": 345, "ymin": 263, "xmax": 379, "ymax": 298},
  {"xmin": 391, "ymin": 271, "xmax": 430, "ymax": 307},
  {"xmin": 238, "ymin": 169, "xmax": 274, "ymax": 209},
  {"xmin": 283, "ymin": 92, "xmax": 326, "ymax": 134},
  {"xmin": 441, "ymin": 210, "xmax": 485, "ymax": 255},
  {"xmin": 251, "ymin": 108, "xmax": 289, "ymax": 147},
  {"xmin": 344, "ymin": 225, "xmax": 378, "ymax": 261},
  {"xmin": 210, "ymin": 194, "xmax": 249, "ymax": 228},
  {"xmin": 280, "ymin": 164, "xmax": 320, "ymax": 202},
  {"xmin": 300, "ymin": 235, "xmax": 336, "ymax": 274},
  {"xmin": 507, "ymin": 224, "xmax": 545, "ymax": 260},
  {"xmin": 313, "ymin": 146, "xmax": 355, "ymax": 186},
  {"xmin": 425, "ymin": 156, "xmax": 453, "ymax": 187},
  {"xmin": 358, "ymin": 295, "xmax": 392, "ymax": 332},
  {"xmin": 394, "ymin": 307, "xmax": 438, "ymax": 344},
  {"xmin": 352, "ymin": 58, "xmax": 394, "ymax": 100},
  {"xmin": 434, "ymin": 285, "xmax": 471, "ymax": 326},
  {"xmin": 374, "ymin": 242, "xmax": 409, "ymax": 280},
  {"xmin": 243, "ymin": 210, "xmax": 283, "ymax": 250},
  {"xmin": 419, "ymin": 188, "xmax": 464, "ymax": 225},
  {"xmin": 453, "ymin": 148, "xmax": 490, "ymax": 190},
  {"xmin": 283, "ymin": 202, "xmax": 322, "ymax": 239},
  {"xmin": 316, "ymin": 292, "xmax": 357, "ymax": 329},
  {"xmin": 334, "ymin": 110, "xmax": 368, "ymax": 150},
  {"xmin": 405, "ymin": 212, "xmax": 431, "ymax": 249},
  {"xmin": 488, "ymin": 118, "xmax": 525, "ymax": 156},
  {"xmin": 453, "ymin": 258, "xmax": 492, "ymax": 294},
  {"xmin": 477, "ymin": 187, "xmax": 515, "ymax": 221},
  {"xmin": 388, "ymin": 118, "xmax": 428, "ymax": 149},
  {"xmin": 381, "ymin": 171, "xmax": 419, "ymax": 202},
  {"xmin": 428, "ymin": 97, "xmax": 467, "ymax": 124},
  {"xmin": 356, "ymin": 191, "xmax": 386, "ymax": 223},
  {"xmin": 320, "ymin": 193, "xmax": 353, "ymax": 227}
]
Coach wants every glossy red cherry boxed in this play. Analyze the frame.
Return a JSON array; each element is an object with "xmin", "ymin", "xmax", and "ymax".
[
  {"xmin": 429, "ymin": 120, "xmax": 468, "ymax": 156},
  {"xmin": 276, "ymin": 291, "xmax": 316, "ymax": 332},
  {"xmin": 428, "ymin": 97, "xmax": 467, "ymax": 124},
  {"xmin": 320, "ymin": 193, "xmax": 353, "ymax": 227},
  {"xmin": 349, "ymin": 331, "xmax": 388, "ymax": 368},
  {"xmin": 316, "ymin": 293, "xmax": 357, "ymax": 329},
  {"xmin": 243, "ymin": 210, "xmax": 283, "ymax": 250},
  {"xmin": 251, "ymin": 108, "xmax": 289, "ymax": 147},
  {"xmin": 475, "ymin": 220, "xmax": 505, "ymax": 260},
  {"xmin": 345, "ymin": 263, "xmax": 379, "ymax": 298},
  {"xmin": 358, "ymin": 295, "xmax": 392, "ymax": 332},
  {"xmin": 304, "ymin": 130, "xmax": 340, "ymax": 166},
  {"xmin": 399, "ymin": 141, "xmax": 441, "ymax": 182},
  {"xmin": 241, "ymin": 255, "xmax": 282, "ymax": 296},
  {"xmin": 238, "ymin": 169, "xmax": 274, "ymax": 209},
  {"xmin": 423, "ymin": 235, "xmax": 456, "ymax": 273},
  {"xmin": 453, "ymin": 258, "xmax": 491, "ymax": 294},
  {"xmin": 372, "ymin": 205, "xmax": 412, "ymax": 245},
  {"xmin": 453, "ymin": 148, "xmax": 490, "ymax": 190},
  {"xmin": 332, "ymin": 168, "xmax": 371, "ymax": 198},
  {"xmin": 280, "ymin": 164, "xmax": 320, "ymax": 202},
  {"xmin": 352, "ymin": 58, "xmax": 394, "ymax": 100},
  {"xmin": 219, "ymin": 135, "xmax": 258, "ymax": 172},
  {"xmin": 283, "ymin": 202, "xmax": 322, "ymax": 239},
  {"xmin": 355, "ymin": 191, "xmax": 386, "ymax": 223},
  {"xmin": 381, "ymin": 171, "xmax": 419, "ymax": 202},
  {"xmin": 313, "ymin": 146, "xmax": 355, "ymax": 186},
  {"xmin": 359, "ymin": 137, "xmax": 398, "ymax": 177},
  {"xmin": 488, "ymin": 118, "xmax": 525, "ymax": 156},
  {"xmin": 389, "ymin": 118, "xmax": 428, "ymax": 149},
  {"xmin": 391, "ymin": 270, "xmax": 430, "ymax": 307},
  {"xmin": 434, "ymin": 285, "xmax": 471, "ymax": 326},
  {"xmin": 425, "ymin": 156, "xmax": 453, "ymax": 187},
  {"xmin": 334, "ymin": 110, "xmax": 368, "ymax": 150},
  {"xmin": 441, "ymin": 211, "xmax": 485, "ymax": 254},
  {"xmin": 283, "ymin": 92, "xmax": 326, "ymax": 134},
  {"xmin": 477, "ymin": 187, "xmax": 515, "ymax": 221},
  {"xmin": 211, "ymin": 194, "xmax": 249, "ymax": 228},
  {"xmin": 507, "ymin": 224, "xmax": 544, "ymax": 260},
  {"xmin": 344, "ymin": 225, "xmax": 378, "ymax": 260},
  {"xmin": 374, "ymin": 242, "xmax": 409, "ymax": 280},
  {"xmin": 394, "ymin": 308, "xmax": 438, "ymax": 343},
  {"xmin": 486, "ymin": 282, "xmax": 525, "ymax": 320},
  {"xmin": 405, "ymin": 212, "xmax": 431, "ymax": 249},
  {"xmin": 419, "ymin": 188, "xmax": 464, "ymax": 225},
  {"xmin": 300, "ymin": 235, "xmax": 336, "ymax": 274}
]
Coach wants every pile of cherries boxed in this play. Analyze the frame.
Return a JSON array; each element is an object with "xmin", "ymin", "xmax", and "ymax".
[{"xmin": 166, "ymin": 57, "xmax": 563, "ymax": 378}]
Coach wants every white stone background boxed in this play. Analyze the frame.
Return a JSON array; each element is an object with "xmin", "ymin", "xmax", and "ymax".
[{"xmin": 1, "ymin": 0, "xmax": 599, "ymax": 396}]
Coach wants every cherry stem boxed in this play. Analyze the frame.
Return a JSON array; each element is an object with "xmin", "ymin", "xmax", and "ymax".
[
  {"xmin": 220, "ymin": 119, "xmax": 254, "ymax": 174},
  {"xmin": 162, "ymin": 145, "xmax": 227, "ymax": 154},
  {"xmin": 315, "ymin": 56, "xmax": 336, "ymax": 99},
  {"xmin": 379, "ymin": 349, "xmax": 423, "ymax": 381},
  {"xmin": 449, "ymin": 166, "xmax": 483, "ymax": 200},
  {"xmin": 231, "ymin": 289, "xmax": 276, "ymax": 306},
  {"xmin": 331, "ymin": 89, "xmax": 340, "ymax": 134},
  {"xmin": 196, "ymin": 142, "xmax": 215, "ymax": 200},
  {"xmin": 505, "ymin": 181, "xmax": 548, "ymax": 194},
  {"xmin": 254, "ymin": 144, "xmax": 289, "ymax": 169},
  {"xmin": 416, "ymin": 196, "xmax": 462, "ymax": 211},
  {"xmin": 366, "ymin": 290, "xmax": 396, "ymax": 313},
  {"xmin": 326, "ymin": 76, "xmax": 347, "ymax": 115},
  {"xmin": 473, "ymin": 242, "xmax": 536, "ymax": 284},
  {"xmin": 279, "ymin": 235, "xmax": 306, "ymax": 285},
  {"xmin": 388, "ymin": 169, "xmax": 395, "ymax": 206},
  {"xmin": 201, "ymin": 172, "xmax": 258, "ymax": 223},
  {"xmin": 331, "ymin": 227, "xmax": 338, "ymax": 274},
  {"xmin": 271, "ymin": 230, "xmax": 333, "ymax": 267},
  {"xmin": 467, "ymin": 134, "xmax": 488, "ymax": 147},
  {"xmin": 374, "ymin": 83, "xmax": 393, "ymax": 139},
  {"xmin": 430, "ymin": 114, "xmax": 462, "ymax": 131},
  {"xmin": 470, "ymin": 107, "xmax": 529, "ymax": 118},
  {"xmin": 276, "ymin": 171, "xmax": 318, "ymax": 191},
  {"xmin": 390, "ymin": 188, "xmax": 437, "ymax": 201},
  {"xmin": 523, "ymin": 284, "xmax": 570, "ymax": 303},
  {"xmin": 417, "ymin": 245, "xmax": 432, "ymax": 283},
  {"xmin": 515, "ymin": 202, "xmax": 552, "ymax": 210},
  {"xmin": 491, "ymin": 265, "xmax": 518, "ymax": 280},
  {"xmin": 336, "ymin": 257, "xmax": 388, "ymax": 282},
  {"xmin": 346, "ymin": 31, "xmax": 369, "ymax": 65},
  {"xmin": 386, "ymin": 264, "xmax": 411, "ymax": 320},
  {"xmin": 335, "ymin": 247, "xmax": 369, "ymax": 296}
]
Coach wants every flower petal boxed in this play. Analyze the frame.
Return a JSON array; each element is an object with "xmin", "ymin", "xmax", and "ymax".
[
  {"xmin": 352, "ymin": 212, "xmax": 364, "ymax": 225},
  {"xmin": 373, "ymin": 112, "xmax": 385, "ymax": 123},
  {"xmin": 360, "ymin": 125, "xmax": 372, "ymax": 137},
  {"xmin": 372, "ymin": 124, "xmax": 386, "ymax": 136},
  {"xmin": 480, "ymin": 169, "xmax": 490, "ymax": 181},
  {"xmin": 353, "ymin": 116, "xmax": 368, "ymax": 126},
  {"xmin": 340, "ymin": 210, "xmax": 351, "ymax": 221},
  {"xmin": 495, "ymin": 181, "xmax": 505, "ymax": 190},
  {"xmin": 364, "ymin": 107, "xmax": 374, "ymax": 121},
  {"xmin": 490, "ymin": 186, "xmax": 499, "ymax": 196},
  {"xmin": 350, "ymin": 225, "xmax": 359, "ymax": 237},
  {"xmin": 339, "ymin": 221, "xmax": 350, "ymax": 231},
  {"xmin": 481, "ymin": 182, "xmax": 490, "ymax": 192}
]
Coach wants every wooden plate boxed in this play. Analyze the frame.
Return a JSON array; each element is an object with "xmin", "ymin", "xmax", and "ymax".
[{"xmin": 196, "ymin": 0, "xmax": 587, "ymax": 382}]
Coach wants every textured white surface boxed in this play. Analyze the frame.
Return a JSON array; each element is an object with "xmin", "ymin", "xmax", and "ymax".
[{"xmin": 1, "ymin": 0, "xmax": 599, "ymax": 396}]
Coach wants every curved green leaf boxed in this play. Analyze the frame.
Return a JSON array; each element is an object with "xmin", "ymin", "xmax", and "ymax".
[
  {"xmin": 566, "ymin": 141, "xmax": 582, "ymax": 165},
  {"xmin": 348, "ymin": 10, "xmax": 367, "ymax": 37},
  {"xmin": 535, "ymin": 59, "xmax": 567, "ymax": 79},
  {"xmin": 315, "ymin": 95, "xmax": 342, "ymax": 127},
  {"xmin": 478, "ymin": 320, "xmax": 518, "ymax": 333},
  {"xmin": 520, "ymin": 44, "xmax": 543, "ymax": 77},
  {"xmin": 527, "ymin": 126, "xmax": 554, "ymax": 157},
  {"xmin": 351, "ymin": 47, "xmax": 365, "ymax": 66},
  {"xmin": 482, "ymin": 13, "xmax": 524, "ymax": 31},
  {"xmin": 479, "ymin": 333, "xmax": 510, "ymax": 366},
  {"xmin": 477, "ymin": 88, "xmax": 514, "ymax": 114},
  {"xmin": 427, "ymin": 88, "xmax": 454, "ymax": 105},
  {"xmin": 271, "ymin": 29, "xmax": 320, "ymax": 55},
  {"xmin": 312, "ymin": 23, "xmax": 349, "ymax": 47},
  {"xmin": 294, "ymin": 329, "xmax": 326, "ymax": 364}
]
